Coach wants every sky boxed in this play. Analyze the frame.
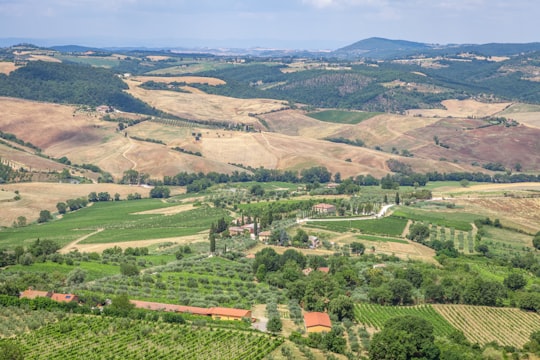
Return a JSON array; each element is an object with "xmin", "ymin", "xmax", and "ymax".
[{"xmin": 0, "ymin": 0, "xmax": 538, "ymax": 49}]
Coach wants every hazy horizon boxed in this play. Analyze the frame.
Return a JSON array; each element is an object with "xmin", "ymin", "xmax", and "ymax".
[{"xmin": 0, "ymin": 0, "xmax": 538, "ymax": 50}]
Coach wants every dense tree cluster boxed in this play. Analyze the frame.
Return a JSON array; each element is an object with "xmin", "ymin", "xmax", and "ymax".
[{"xmin": 0, "ymin": 61, "xmax": 160, "ymax": 115}]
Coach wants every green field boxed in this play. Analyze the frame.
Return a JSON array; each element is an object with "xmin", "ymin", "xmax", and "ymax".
[
  {"xmin": 307, "ymin": 216, "xmax": 407, "ymax": 236},
  {"xmin": 354, "ymin": 303, "xmax": 455, "ymax": 337},
  {"xmin": 355, "ymin": 234, "xmax": 408, "ymax": 244},
  {"xmin": 56, "ymin": 55, "xmax": 122, "ymax": 68},
  {"xmin": 6, "ymin": 261, "xmax": 120, "ymax": 281},
  {"xmin": 391, "ymin": 207, "xmax": 479, "ymax": 231},
  {"xmin": 5, "ymin": 314, "xmax": 282, "ymax": 359},
  {"xmin": 0, "ymin": 200, "xmax": 229, "ymax": 248},
  {"xmin": 307, "ymin": 110, "xmax": 381, "ymax": 124}
]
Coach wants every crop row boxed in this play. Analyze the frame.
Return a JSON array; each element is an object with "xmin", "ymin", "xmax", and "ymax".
[
  {"xmin": 433, "ymin": 304, "xmax": 540, "ymax": 348},
  {"xmin": 354, "ymin": 303, "xmax": 455, "ymax": 337},
  {"xmin": 307, "ymin": 216, "xmax": 407, "ymax": 236},
  {"xmin": 14, "ymin": 315, "xmax": 282, "ymax": 359}
]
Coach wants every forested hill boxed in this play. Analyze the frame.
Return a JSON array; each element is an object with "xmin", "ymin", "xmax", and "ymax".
[
  {"xmin": 0, "ymin": 61, "xmax": 160, "ymax": 115},
  {"xmin": 333, "ymin": 37, "xmax": 540, "ymax": 59}
]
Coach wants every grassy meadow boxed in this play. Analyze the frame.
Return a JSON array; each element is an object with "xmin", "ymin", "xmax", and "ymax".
[{"xmin": 0, "ymin": 199, "xmax": 229, "ymax": 249}]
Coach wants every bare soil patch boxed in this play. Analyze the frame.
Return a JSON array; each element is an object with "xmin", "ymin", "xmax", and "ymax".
[
  {"xmin": 0, "ymin": 183, "xmax": 183, "ymax": 227},
  {"xmin": 145, "ymin": 56, "xmax": 171, "ymax": 62},
  {"xmin": 454, "ymin": 197, "xmax": 540, "ymax": 234},
  {"xmin": 69, "ymin": 234, "xmax": 206, "ymax": 254},
  {"xmin": 125, "ymin": 80, "xmax": 286, "ymax": 125},
  {"xmin": 0, "ymin": 62, "xmax": 17, "ymax": 74},
  {"xmin": 402, "ymin": 118, "xmax": 540, "ymax": 172},
  {"xmin": 28, "ymin": 55, "xmax": 61, "ymax": 63},
  {"xmin": 407, "ymin": 99, "xmax": 511, "ymax": 118},
  {"xmin": 133, "ymin": 203, "xmax": 194, "ymax": 216},
  {"xmin": 0, "ymin": 189, "xmax": 16, "ymax": 201},
  {"xmin": 132, "ymin": 76, "xmax": 225, "ymax": 86}
]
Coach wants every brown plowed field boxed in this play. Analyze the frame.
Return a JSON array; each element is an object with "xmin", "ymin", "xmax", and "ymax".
[
  {"xmin": 407, "ymin": 99, "xmax": 511, "ymax": 118},
  {"xmin": 0, "ymin": 62, "xmax": 17, "ymax": 74},
  {"xmin": 125, "ymin": 79, "xmax": 286, "ymax": 125}
]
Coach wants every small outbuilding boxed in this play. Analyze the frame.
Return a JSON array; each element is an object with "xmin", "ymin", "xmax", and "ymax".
[{"xmin": 304, "ymin": 311, "xmax": 332, "ymax": 333}]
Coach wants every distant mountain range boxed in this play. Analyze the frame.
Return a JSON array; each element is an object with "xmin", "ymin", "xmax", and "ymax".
[
  {"xmin": 2, "ymin": 37, "xmax": 540, "ymax": 59},
  {"xmin": 332, "ymin": 37, "xmax": 540, "ymax": 59}
]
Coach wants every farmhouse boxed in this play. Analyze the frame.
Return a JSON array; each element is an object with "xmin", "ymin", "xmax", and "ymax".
[
  {"xmin": 210, "ymin": 307, "xmax": 252, "ymax": 321},
  {"xmin": 130, "ymin": 300, "xmax": 251, "ymax": 321},
  {"xmin": 304, "ymin": 312, "xmax": 332, "ymax": 333},
  {"xmin": 258, "ymin": 230, "xmax": 272, "ymax": 242},
  {"xmin": 20, "ymin": 289, "xmax": 79, "ymax": 303},
  {"xmin": 312, "ymin": 203, "xmax": 336, "ymax": 215},
  {"xmin": 228, "ymin": 226, "xmax": 245, "ymax": 236},
  {"xmin": 229, "ymin": 223, "xmax": 259, "ymax": 237},
  {"xmin": 50, "ymin": 293, "xmax": 79, "ymax": 303},
  {"xmin": 130, "ymin": 300, "xmax": 210, "ymax": 315},
  {"xmin": 19, "ymin": 289, "xmax": 51, "ymax": 299}
]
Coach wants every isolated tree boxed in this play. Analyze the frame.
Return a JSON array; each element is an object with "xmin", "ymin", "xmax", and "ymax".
[
  {"xmin": 98, "ymin": 192, "xmax": 111, "ymax": 201},
  {"xmin": 120, "ymin": 263, "xmax": 140, "ymax": 276},
  {"xmin": 56, "ymin": 202, "xmax": 67, "ymax": 214},
  {"xmin": 408, "ymin": 223, "xmax": 430, "ymax": 243},
  {"xmin": 66, "ymin": 268, "xmax": 87, "ymax": 286},
  {"xmin": 14, "ymin": 216, "xmax": 26, "ymax": 227},
  {"xmin": 395, "ymin": 192, "xmax": 400, "ymax": 205},
  {"xmin": 267, "ymin": 315, "xmax": 282, "ymax": 333},
  {"xmin": 209, "ymin": 232, "xmax": 216, "ymax": 253},
  {"xmin": 110, "ymin": 294, "xmax": 135, "ymax": 316},
  {"xmin": 37, "ymin": 210, "xmax": 53, "ymax": 223},
  {"xmin": 249, "ymin": 184, "xmax": 265, "ymax": 197},
  {"xmin": 503, "ymin": 273, "xmax": 527, "ymax": 291},
  {"xmin": 88, "ymin": 192, "xmax": 98, "ymax": 202},
  {"xmin": 293, "ymin": 228, "xmax": 309, "ymax": 245},
  {"xmin": 475, "ymin": 243, "xmax": 489, "ymax": 256},
  {"xmin": 150, "ymin": 186, "xmax": 170, "ymax": 198},
  {"xmin": 350, "ymin": 242, "xmax": 365, "ymax": 255}
]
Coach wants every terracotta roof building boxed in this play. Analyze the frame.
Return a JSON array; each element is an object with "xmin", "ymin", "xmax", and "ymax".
[
  {"xmin": 210, "ymin": 307, "xmax": 252, "ymax": 321},
  {"xmin": 50, "ymin": 293, "xmax": 79, "ymax": 303},
  {"xmin": 130, "ymin": 300, "xmax": 209, "ymax": 316},
  {"xmin": 304, "ymin": 312, "xmax": 332, "ymax": 333},
  {"xmin": 19, "ymin": 289, "xmax": 51, "ymax": 300},
  {"xmin": 312, "ymin": 203, "xmax": 336, "ymax": 215},
  {"xmin": 130, "ymin": 300, "xmax": 251, "ymax": 320}
]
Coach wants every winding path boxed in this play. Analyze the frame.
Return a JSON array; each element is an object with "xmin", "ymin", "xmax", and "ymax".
[
  {"xmin": 59, "ymin": 228, "xmax": 104, "ymax": 254},
  {"xmin": 122, "ymin": 137, "xmax": 138, "ymax": 170}
]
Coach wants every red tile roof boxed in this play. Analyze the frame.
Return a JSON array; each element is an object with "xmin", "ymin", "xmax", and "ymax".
[
  {"xmin": 50, "ymin": 293, "xmax": 78, "ymax": 302},
  {"xmin": 210, "ymin": 307, "xmax": 251, "ymax": 318},
  {"xmin": 304, "ymin": 312, "xmax": 332, "ymax": 328},
  {"xmin": 130, "ymin": 300, "xmax": 210, "ymax": 315},
  {"xmin": 20, "ymin": 290, "xmax": 50, "ymax": 299}
]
